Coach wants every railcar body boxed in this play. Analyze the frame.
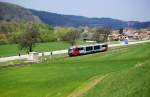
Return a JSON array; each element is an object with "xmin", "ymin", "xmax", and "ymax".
[{"xmin": 68, "ymin": 43, "xmax": 108, "ymax": 56}]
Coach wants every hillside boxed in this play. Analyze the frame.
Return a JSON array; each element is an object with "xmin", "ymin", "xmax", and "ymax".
[
  {"xmin": 0, "ymin": 1, "xmax": 150, "ymax": 29},
  {"xmin": 0, "ymin": 43, "xmax": 150, "ymax": 97},
  {"xmin": 31, "ymin": 10, "xmax": 129, "ymax": 29},
  {"xmin": 31, "ymin": 10, "xmax": 150, "ymax": 29},
  {"xmin": 0, "ymin": 2, "xmax": 41, "ymax": 23},
  {"xmin": 31, "ymin": 9, "xmax": 128, "ymax": 29}
]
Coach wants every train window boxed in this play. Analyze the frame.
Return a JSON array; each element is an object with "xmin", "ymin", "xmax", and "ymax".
[
  {"xmin": 77, "ymin": 47, "xmax": 84, "ymax": 50},
  {"xmin": 86, "ymin": 46, "xmax": 93, "ymax": 51},
  {"xmin": 94, "ymin": 45, "xmax": 100, "ymax": 50}
]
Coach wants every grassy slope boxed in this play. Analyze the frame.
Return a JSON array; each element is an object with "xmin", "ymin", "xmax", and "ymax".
[
  {"xmin": 0, "ymin": 43, "xmax": 149, "ymax": 97},
  {"xmin": 82, "ymin": 43, "xmax": 150, "ymax": 97},
  {"xmin": 0, "ymin": 42, "xmax": 70, "ymax": 57},
  {"xmin": 82, "ymin": 61, "xmax": 150, "ymax": 97}
]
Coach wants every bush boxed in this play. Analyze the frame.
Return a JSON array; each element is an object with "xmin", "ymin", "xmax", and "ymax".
[{"xmin": 0, "ymin": 34, "xmax": 8, "ymax": 44}]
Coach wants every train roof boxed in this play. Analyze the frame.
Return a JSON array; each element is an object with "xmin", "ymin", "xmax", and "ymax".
[{"xmin": 69, "ymin": 43, "xmax": 107, "ymax": 49}]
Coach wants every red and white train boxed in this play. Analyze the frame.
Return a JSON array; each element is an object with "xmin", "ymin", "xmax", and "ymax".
[{"xmin": 68, "ymin": 43, "xmax": 108, "ymax": 56}]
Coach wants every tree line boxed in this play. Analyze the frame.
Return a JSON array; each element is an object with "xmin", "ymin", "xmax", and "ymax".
[
  {"xmin": 0, "ymin": 21, "xmax": 56, "ymax": 44},
  {"xmin": 0, "ymin": 21, "xmax": 111, "ymax": 52}
]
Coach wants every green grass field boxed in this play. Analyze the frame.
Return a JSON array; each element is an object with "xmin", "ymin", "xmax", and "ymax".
[
  {"xmin": 0, "ymin": 40, "xmax": 120, "ymax": 57},
  {"xmin": 0, "ymin": 43, "xmax": 150, "ymax": 97},
  {"xmin": 0, "ymin": 42, "xmax": 70, "ymax": 57}
]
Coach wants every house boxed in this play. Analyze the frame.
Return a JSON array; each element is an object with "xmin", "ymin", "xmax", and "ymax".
[
  {"xmin": 123, "ymin": 28, "xmax": 136, "ymax": 39},
  {"xmin": 133, "ymin": 31, "xmax": 149, "ymax": 40}
]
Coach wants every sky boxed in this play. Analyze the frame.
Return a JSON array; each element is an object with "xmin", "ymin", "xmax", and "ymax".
[{"xmin": 0, "ymin": 0, "xmax": 150, "ymax": 21}]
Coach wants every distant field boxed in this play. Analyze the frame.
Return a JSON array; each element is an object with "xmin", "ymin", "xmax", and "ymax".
[
  {"xmin": 0, "ymin": 43, "xmax": 149, "ymax": 97},
  {"xmin": 0, "ymin": 42, "xmax": 70, "ymax": 57}
]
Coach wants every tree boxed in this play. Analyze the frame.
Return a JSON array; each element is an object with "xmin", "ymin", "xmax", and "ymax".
[
  {"xmin": 55, "ymin": 27, "xmax": 80, "ymax": 46},
  {"xmin": 0, "ymin": 34, "xmax": 8, "ymax": 44},
  {"xmin": 17, "ymin": 23, "xmax": 40, "ymax": 52},
  {"xmin": 119, "ymin": 28, "xmax": 123, "ymax": 35},
  {"xmin": 39, "ymin": 24, "xmax": 56, "ymax": 42},
  {"xmin": 92, "ymin": 27, "xmax": 111, "ymax": 43},
  {"xmin": 9, "ymin": 31, "xmax": 22, "ymax": 44},
  {"xmin": 63, "ymin": 29, "xmax": 80, "ymax": 46}
]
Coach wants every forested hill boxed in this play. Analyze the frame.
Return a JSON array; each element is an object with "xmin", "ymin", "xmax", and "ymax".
[
  {"xmin": 0, "ymin": 1, "xmax": 150, "ymax": 29},
  {"xmin": 31, "ymin": 10, "xmax": 150, "ymax": 29},
  {"xmin": 0, "ymin": 2, "xmax": 41, "ymax": 23},
  {"xmin": 31, "ymin": 9, "xmax": 128, "ymax": 29}
]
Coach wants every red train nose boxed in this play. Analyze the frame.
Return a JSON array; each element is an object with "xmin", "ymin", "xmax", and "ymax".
[{"xmin": 72, "ymin": 49, "xmax": 80, "ymax": 55}]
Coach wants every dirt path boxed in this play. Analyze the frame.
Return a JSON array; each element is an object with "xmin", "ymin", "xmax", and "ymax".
[{"xmin": 67, "ymin": 75, "xmax": 107, "ymax": 97}]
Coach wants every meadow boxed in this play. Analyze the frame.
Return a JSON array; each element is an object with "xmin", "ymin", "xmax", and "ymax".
[
  {"xmin": 0, "ymin": 43, "xmax": 149, "ymax": 97},
  {"xmin": 0, "ymin": 42, "xmax": 70, "ymax": 57}
]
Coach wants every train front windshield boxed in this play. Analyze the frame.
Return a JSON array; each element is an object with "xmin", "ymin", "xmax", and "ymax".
[{"xmin": 68, "ymin": 48, "xmax": 72, "ymax": 53}]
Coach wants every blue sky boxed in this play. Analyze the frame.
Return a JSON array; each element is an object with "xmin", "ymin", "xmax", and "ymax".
[{"xmin": 1, "ymin": 0, "xmax": 150, "ymax": 21}]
